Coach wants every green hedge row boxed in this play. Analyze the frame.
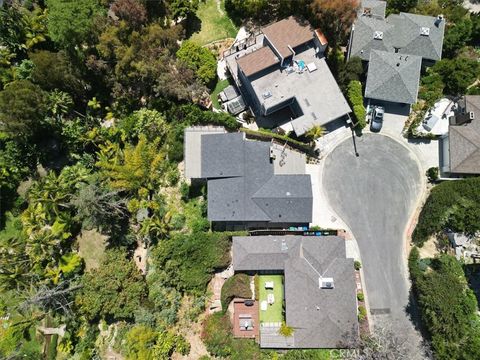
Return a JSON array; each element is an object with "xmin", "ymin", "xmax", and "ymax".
[
  {"xmin": 347, "ymin": 80, "xmax": 366, "ymax": 129},
  {"xmin": 220, "ymin": 273, "xmax": 252, "ymax": 311},
  {"xmin": 240, "ymin": 128, "xmax": 315, "ymax": 156}
]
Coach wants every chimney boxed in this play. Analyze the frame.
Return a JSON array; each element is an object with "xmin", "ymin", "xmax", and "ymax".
[{"xmin": 435, "ymin": 14, "xmax": 444, "ymax": 27}]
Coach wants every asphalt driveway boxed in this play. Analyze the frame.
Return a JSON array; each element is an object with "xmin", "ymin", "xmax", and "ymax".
[{"xmin": 323, "ymin": 134, "xmax": 422, "ymax": 334}]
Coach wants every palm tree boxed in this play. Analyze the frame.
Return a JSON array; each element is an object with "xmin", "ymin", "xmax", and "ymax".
[{"xmin": 305, "ymin": 125, "xmax": 326, "ymax": 141}]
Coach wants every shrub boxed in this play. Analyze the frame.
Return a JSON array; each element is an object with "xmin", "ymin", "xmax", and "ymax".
[
  {"xmin": 347, "ymin": 80, "xmax": 366, "ymax": 129},
  {"xmin": 357, "ymin": 292, "xmax": 364, "ymax": 302},
  {"xmin": 409, "ymin": 253, "xmax": 480, "ymax": 360},
  {"xmin": 412, "ymin": 177, "xmax": 480, "ymax": 245},
  {"xmin": 279, "ymin": 322, "xmax": 295, "ymax": 337},
  {"xmin": 201, "ymin": 312, "xmax": 233, "ymax": 358},
  {"xmin": 426, "ymin": 167, "xmax": 439, "ymax": 183},
  {"xmin": 354, "ymin": 260, "xmax": 362, "ymax": 270},
  {"xmin": 358, "ymin": 305, "xmax": 367, "ymax": 321},
  {"xmin": 220, "ymin": 274, "xmax": 252, "ymax": 311}
]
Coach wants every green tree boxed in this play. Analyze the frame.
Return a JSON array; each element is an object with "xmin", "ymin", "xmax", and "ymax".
[
  {"xmin": 75, "ymin": 249, "xmax": 147, "ymax": 321},
  {"xmin": 177, "ymin": 40, "xmax": 217, "ymax": 86},
  {"xmin": 430, "ymin": 57, "xmax": 479, "ymax": 96},
  {"xmin": 443, "ymin": 18, "xmax": 472, "ymax": 58},
  {"xmin": 124, "ymin": 325, "xmax": 158, "ymax": 360},
  {"xmin": 304, "ymin": 125, "xmax": 326, "ymax": 141},
  {"xmin": 30, "ymin": 51, "xmax": 86, "ymax": 99},
  {"xmin": 96, "ymin": 135, "xmax": 168, "ymax": 195},
  {"xmin": 0, "ymin": 80, "xmax": 48, "ymax": 138},
  {"xmin": 45, "ymin": 0, "xmax": 104, "ymax": 49},
  {"xmin": 153, "ymin": 330, "xmax": 190, "ymax": 359},
  {"xmin": 387, "ymin": 0, "xmax": 417, "ymax": 13},
  {"xmin": 166, "ymin": 0, "xmax": 199, "ymax": 21}
]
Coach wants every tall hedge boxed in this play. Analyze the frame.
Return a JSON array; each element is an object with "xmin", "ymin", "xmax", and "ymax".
[
  {"xmin": 412, "ymin": 177, "xmax": 480, "ymax": 246},
  {"xmin": 220, "ymin": 273, "xmax": 252, "ymax": 311},
  {"xmin": 409, "ymin": 252, "xmax": 480, "ymax": 360},
  {"xmin": 346, "ymin": 80, "xmax": 366, "ymax": 129}
]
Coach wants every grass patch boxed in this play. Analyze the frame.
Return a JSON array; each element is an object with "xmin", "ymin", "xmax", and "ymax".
[
  {"xmin": 189, "ymin": 0, "xmax": 237, "ymax": 46},
  {"xmin": 258, "ymin": 275, "xmax": 284, "ymax": 323},
  {"xmin": 77, "ymin": 229, "xmax": 107, "ymax": 271},
  {"xmin": 211, "ymin": 78, "xmax": 231, "ymax": 109}
]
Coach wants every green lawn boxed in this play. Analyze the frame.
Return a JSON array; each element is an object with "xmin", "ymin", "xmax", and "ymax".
[
  {"xmin": 210, "ymin": 78, "xmax": 232, "ymax": 109},
  {"xmin": 189, "ymin": 0, "xmax": 238, "ymax": 46},
  {"xmin": 258, "ymin": 275, "xmax": 284, "ymax": 323}
]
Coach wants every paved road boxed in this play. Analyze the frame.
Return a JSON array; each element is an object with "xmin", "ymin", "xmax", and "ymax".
[{"xmin": 323, "ymin": 134, "xmax": 424, "ymax": 350}]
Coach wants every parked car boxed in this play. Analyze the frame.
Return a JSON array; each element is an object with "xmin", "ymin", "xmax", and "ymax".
[{"xmin": 370, "ymin": 106, "xmax": 384, "ymax": 132}]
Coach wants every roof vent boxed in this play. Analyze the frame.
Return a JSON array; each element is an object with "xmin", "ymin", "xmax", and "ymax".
[
  {"xmin": 319, "ymin": 277, "xmax": 334, "ymax": 289},
  {"xmin": 437, "ymin": 14, "xmax": 444, "ymax": 21},
  {"xmin": 363, "ymin": 7, "xmax": 372, "ymax": 16},
  {"xmin": 373, "ymin": 31, "xmax": 383, "ymax": 40},
  {"xmin": 470, "ymin": 111, "xmax": 475, "ymax": 120},
  {"xmin": 262, "ymin": 90, "xmax": 272, "ymax": 99},
  {"xmin": 420, "ymin": 27, "xmax": 430, "ymax": 36}
]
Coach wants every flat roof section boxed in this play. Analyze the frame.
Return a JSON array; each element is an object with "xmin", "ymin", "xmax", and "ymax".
[
  {"xmin": 250, "ymin": 47, "xmax": 351, "ymax": 135},
  {"xmin": 237, "ymin": 46, "xmax": 280, "ymax": 77},
  {"xmin": 262, "ymin": 16, "xmax": 314, "ymax": 58}
]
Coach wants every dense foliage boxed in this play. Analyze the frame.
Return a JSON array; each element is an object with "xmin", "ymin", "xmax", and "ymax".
[
  {"xmin": 412, "ymin": 177, "xmax": 480, "ymax": 245},
  {"xmin": 346, "ymin": 80, "xmax": 366, "ymax": 129},
  {"xmin": 220, "ymin": 273, "xmax": 252, "ymax": 310},
  {"xmin": 409, "ymin": 249, "xmax": 480, "ymax": 359},
  {"xmin": 177, "ymin": 40, "xmax": 217, "ymax": 87}
]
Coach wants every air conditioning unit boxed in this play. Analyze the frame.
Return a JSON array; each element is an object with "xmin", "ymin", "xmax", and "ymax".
[
  {"xmin": 373, "ymin": 31, "xmax": 383, "ymax": 40},
  {"xmin": 420, "ymin": 27, "xmax": 430, "ymax": 36},
  {"xmin": 319, "ymin": 277, "xmax": 335, "ymax": 289},
  {"xmin": 470, "ymin": 111, "xmax": 475, "ymax": 120}
]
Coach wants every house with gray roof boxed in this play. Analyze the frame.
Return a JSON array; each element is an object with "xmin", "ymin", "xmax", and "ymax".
[
  {"xmin": 233, "ymin": 235, "xmax": 359, "ymax": 348},
  {"xmin": 364, "ymin": 50, "xmax": 422, "ymax": 105},
  {"xmin": 348, "ymin": 10, "xmax": 445, "ymax": 64},
  {"xmin": 440, "ymin": 96, "xmax": 480, "ymax": 175},
  {"xmin": 184, "ymin": 128, "xmax": 313, "ymax": 229},
  {"xmin": 348, "ymin": 4, "xmax": 445, "ymax": 106},
  {"xmin": 224, "ymin": 17, "xmax": 351, "ymax": 136}
]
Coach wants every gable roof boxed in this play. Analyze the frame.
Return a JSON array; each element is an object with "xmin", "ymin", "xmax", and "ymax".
[
  {"xmin": 237, "ymin": 46, "xmax": 280, "ymax": 77},
  {"xmin": 364, "ymin": 50, "xmax": 421, "ymax": 104},
  {"xmin": 233, "ymin": 235, "xmax": 359, "ymax": 348},
  {"xmin": 350, "ymin": 11, "xmax": 445, "ymax": 62},
  {"xmin": 449, "ymin": 96, "xmax": 480, "ymax": 174},
  {"xmin": 262, "ymin": 16, "xmax": 313, "ymax": 58},
  {"xmin": 200, "ymin": 133, "xmax": 313, "ymax": 224}
]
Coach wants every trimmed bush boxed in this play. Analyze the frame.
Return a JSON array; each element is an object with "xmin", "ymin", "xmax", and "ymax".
[
  {"xmin": 347, "ymin": 80, "xmax": 366, "ymax": 129},
  {"xmin": 220, "ymin": 273, "xmax": 252, "ymax": 311},
  {"xmin": 357, "ymin": 292, "xmax": 364, "ymax": 302},
  {"xmin": 426, "ymin": 167, "xmax": 439, "ymax": 183},
  {"xmin": 354, "ymin": 260, "xmax": 362, "ymax": 270},
  {"xmin": 358, "ymin": 305, "xmax": 367, "ymax": 321}
]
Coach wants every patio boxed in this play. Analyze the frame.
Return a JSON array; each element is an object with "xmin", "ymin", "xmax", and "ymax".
[{"xmin": 258, "ymin": 275, "xmax": 284, "ymax": 323}]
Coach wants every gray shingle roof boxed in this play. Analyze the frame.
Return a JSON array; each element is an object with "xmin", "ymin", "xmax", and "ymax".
[
  {"xmin": 389, "ymin": 13, "xmax": 445, "ymax": 61},
  {"xmin": 200, "ymin": 133, "xmax": 313, "ymax": 224},
  {"xmin": 233, "ymin": 235, "xmax": 359, "ymax": 348},
  {"xmin": 364, "ymin": 50, "xmax": 421, "ymax": 104},
  {"xmin": 350, "ymin": 12, "xmax": 445, "ymax": 62},
  {"xmin": 359, "ymin": 0, "xmax": 386, "ymax": 19},
  {"xmin": 449, "ymin": 96, "xmax": 480, "ymax": 174}
]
